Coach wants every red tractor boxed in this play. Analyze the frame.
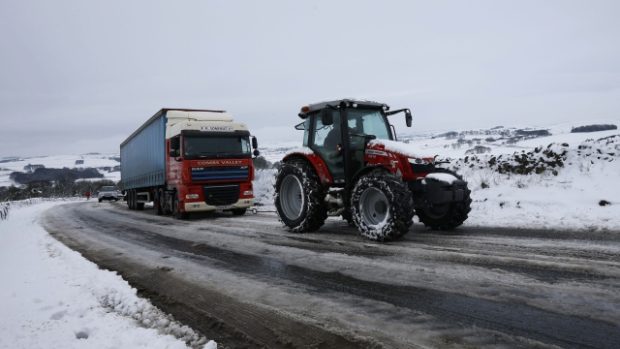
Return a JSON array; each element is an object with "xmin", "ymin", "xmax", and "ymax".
[{"xmin": 274, "ymin": 99, "xmax": 471, "ymax": 241}]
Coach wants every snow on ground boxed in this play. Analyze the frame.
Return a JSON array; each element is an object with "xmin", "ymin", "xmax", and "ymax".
[{"xmin": 0, "ymin": 199, "xmax": 216, "ymax": 349}]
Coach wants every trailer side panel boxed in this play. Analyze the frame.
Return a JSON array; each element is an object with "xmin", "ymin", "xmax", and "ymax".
[{"xmin": 120, "ymin": 114, "xmax": 166, "ymax": 190}]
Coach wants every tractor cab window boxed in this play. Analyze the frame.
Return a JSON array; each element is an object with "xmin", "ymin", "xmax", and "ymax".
[
  {"xmin": 311, "ymin": 111, "xmax": 344, "ymax": 181},
  {"xmin": 295, "ymin": 119, "xmax": 311, "ymax": 147},
  {"xmin": 347, "ymin": 109, "xmax": 392, "ymax": 140}
]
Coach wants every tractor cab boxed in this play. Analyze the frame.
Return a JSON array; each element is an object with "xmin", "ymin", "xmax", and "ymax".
[{"xmin": 296, "ymin": 99, "xmax": 412, "ymax": 185}]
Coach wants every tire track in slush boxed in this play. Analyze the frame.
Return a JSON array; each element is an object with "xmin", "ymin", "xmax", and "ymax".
[{"xmin": 59, "ymin": 203, "xmax": 620, "ymax": 349}]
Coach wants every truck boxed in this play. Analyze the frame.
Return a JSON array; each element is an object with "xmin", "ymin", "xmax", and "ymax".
[{"xmin": 120, "ymin": 108, "xmax": 259, "ymax": 218}]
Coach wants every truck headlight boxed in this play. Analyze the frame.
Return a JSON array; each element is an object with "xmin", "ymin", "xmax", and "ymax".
[
  {"xmin": 243, "ymin": 190, "xmax": 253, "ymax": 196},
  {"xmin": 185, "ymin": 194, "xmax": 200, "ymax": 199}
]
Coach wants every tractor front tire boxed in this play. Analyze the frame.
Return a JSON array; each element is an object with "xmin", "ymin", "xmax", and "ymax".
[
  {"xmin": 275, "ymin": 160, "xmax": 327, "ymax": 233},
  {"xmin": 351, "ymin": 170, "xmax": 414, "ymax": 241},
  {"xmin": 416, "ymin": 169, "xmax": 472, "ymax": 230}
]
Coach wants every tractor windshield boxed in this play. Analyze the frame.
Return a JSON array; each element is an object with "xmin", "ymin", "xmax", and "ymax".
[{"xmin": 347, "ymin": 109, "xmax": 392, "ymax": 140}]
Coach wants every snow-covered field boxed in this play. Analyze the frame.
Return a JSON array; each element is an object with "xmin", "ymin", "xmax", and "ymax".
[
  {"xmin": 0, "ymin": 199, "xmax": 216, "ymax": 349},
  {"xmin": 0, "ymin": 153, "xmax": 121, "ymax": 187},
  {"xmin": 253, "ymin": 122, "xmax": 620, "ymax": 231}
]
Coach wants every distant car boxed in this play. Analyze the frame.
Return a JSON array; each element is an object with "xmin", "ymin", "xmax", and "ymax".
[{"xmin": 97, "ymin": 186, "xmax": 121, "ymax": 202}]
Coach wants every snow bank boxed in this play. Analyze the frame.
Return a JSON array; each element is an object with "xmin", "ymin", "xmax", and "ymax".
[
  {"xmin": 0, "ymin": 200, "xmax": 216, "ymax": 349},
  {"xmin": 253, "ymin": 169, "xmax": 277, "ymax": 210},
  {"xmin": 448, "ymin": 135, "xmax": 620, "ymax": 230}
]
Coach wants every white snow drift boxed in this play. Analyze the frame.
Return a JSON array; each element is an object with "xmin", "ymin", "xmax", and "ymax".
[{"xmin": 0, "ymin": 200, "xmax": 216, "ymax": 349}]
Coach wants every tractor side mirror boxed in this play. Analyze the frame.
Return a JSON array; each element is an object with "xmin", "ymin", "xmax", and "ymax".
[
  {"xmin": 251, "ymin": 136, "xmax": 258, "ymax": 149},
  {"xmin": 405, "ymin": 109, "xmax": 413, "ymax": 127},
  {"xmin": 321, "ymin": 109, "xmax": 333, "ymax": 126}
]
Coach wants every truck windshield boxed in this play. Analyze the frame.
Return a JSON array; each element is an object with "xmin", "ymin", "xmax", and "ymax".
[
  {"xmin": 183, "ymin": 135, "xmax": 251, "ymax": 159},
  {"xmin": 347, "ymin": 109, "xmax": 392, "ymax": 140}
]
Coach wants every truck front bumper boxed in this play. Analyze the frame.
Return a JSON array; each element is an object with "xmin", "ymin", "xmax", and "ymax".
[{"xmin": 184, "ymin": 198, "xmax": 253, "ymax": 212}]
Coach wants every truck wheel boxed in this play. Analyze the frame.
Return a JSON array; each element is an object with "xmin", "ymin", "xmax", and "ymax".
[
  {"xmin": 275, "ymin": 160, "xmax": 327, "ymax": 233},
  {"xmin": 172, "ymin": 193, "xmax": 188, "ymax": 219},
  {"xmin": 98, "ymin": 198, "xmax": 102, "ymax": 203},
  {"xmin": 231, "ymin": 208, "xmax": 247, "ymax": 216},
  {"xmin": 416, "ymin": 169, "xmax": 472, "ymax": 230},
  {"xmin": 351, "ymin": 170, "xmax": 414, "ymax": 241},
  {"xmin": 155, "ymin": 189, "xmax": 164, "ymax": 215},
  {"xmin": 127, "ymin": 190, "xmax": 135, "ymax": 210}
]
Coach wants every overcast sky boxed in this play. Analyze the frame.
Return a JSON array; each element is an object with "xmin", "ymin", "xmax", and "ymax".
[{"xmin": 1, "ymin": 0, "xmax": 619, "ymax": 157}]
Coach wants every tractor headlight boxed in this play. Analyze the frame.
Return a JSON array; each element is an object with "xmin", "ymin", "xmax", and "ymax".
[{"xmin": 408, "ymin": 158, "xmax": 433, "ymax": 165}]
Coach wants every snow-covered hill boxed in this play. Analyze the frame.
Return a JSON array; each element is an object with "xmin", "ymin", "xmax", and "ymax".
[{"xmin": 0, "ymin": 153, "xmax": 120, "ymax": 187}]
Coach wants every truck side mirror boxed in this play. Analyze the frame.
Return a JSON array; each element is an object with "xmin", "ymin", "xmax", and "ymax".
[
  {"xmin": 169, "ymin": 136, "xmax": 180, "ymax": 157},
  {"xmin": 405, "ymin": 109, "xmax": 412, "ymax": 127},
  {"xmin": 253, "ymin": 149, "xmax": 260, "ymax": 157},
  {"xmin": 251, "ymin": 136, "xmax": 258, "ymax": 149},
  {"xmin": 321, "ymin": 109, "xmax": 333, "ymax": 126}
]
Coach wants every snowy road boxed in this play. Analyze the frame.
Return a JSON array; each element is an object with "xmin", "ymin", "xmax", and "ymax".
[{"xmin": 42, "ymin": 202, "xmax": 620, "ymax": 349}]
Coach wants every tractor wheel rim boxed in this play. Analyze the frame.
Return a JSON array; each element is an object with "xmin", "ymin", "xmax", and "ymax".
[
  {"xmin": 359, "ymin": 187, "xmax": 389, "ymax": 226},
  {"xmin": 280, "ymin": 174, "xmax": 304, "ymax": 220}
]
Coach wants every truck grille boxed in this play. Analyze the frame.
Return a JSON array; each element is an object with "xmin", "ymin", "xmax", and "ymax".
[
  {"xmin": 191, "ymin": 166, "xmax": 249, "ymax": 182},
  {"xmin": 203, "ymin": 185, "xmax": 239, "ymax": 206}
]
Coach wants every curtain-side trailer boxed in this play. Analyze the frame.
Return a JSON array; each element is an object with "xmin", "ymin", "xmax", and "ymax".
[{"xmin": 120, "ymin": 108, "xmax": 258, "ymax": 218}]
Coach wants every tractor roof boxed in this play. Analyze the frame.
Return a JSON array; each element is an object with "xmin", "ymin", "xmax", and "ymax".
[{"xmin": 298, "ymin": 99, "xmax": 389, "ymax": 118}]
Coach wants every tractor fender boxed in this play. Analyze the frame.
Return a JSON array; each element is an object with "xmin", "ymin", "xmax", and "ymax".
[{"xmin": 282, "ymin": 151, "xmax": 333, "ymax": 185}]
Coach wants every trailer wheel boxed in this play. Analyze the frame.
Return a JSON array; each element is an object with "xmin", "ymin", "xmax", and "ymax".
[
  {"xmin": 274, "ymin": 159, "xmax": 327, "ymax": 233},
  {"xmin": 154, "ymin": 188, "xmax": 164, "ymax": 215},
  {"xmin": 351, "ymin": 170, "xmax": 413, "ymax": 241},
  {"xmin": 127, "ymin": 190, "xmax": 135, "ymax": 210}
]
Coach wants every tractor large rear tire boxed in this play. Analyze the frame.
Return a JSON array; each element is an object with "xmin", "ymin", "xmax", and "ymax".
[
  {"xmin": 416, "ymin": 169, "xmax": 472, "ymax": 230},
  {"xmin": 351, "ymin": 170, "xmax": 414, "ymax": 241},
  {"xmin": 275, "ymin": 160, "xmax": 327, "ymax": 233}
]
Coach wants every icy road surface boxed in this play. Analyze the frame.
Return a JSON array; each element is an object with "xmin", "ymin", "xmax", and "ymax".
[{"xmin": 43, "ymin": 202, "xmax": 620, "ymax": 349}]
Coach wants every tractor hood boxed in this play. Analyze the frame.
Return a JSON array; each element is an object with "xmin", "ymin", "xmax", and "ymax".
[{"xmin": 367, "ymin": 139, "xmax": 435, "ymax": 160}]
